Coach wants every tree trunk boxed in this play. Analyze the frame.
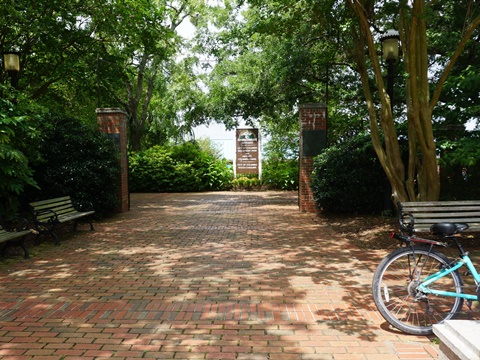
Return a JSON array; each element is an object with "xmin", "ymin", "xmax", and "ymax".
[{"xmin": 346, "ymin": 0, "xmax": 479, "ymax": 204}]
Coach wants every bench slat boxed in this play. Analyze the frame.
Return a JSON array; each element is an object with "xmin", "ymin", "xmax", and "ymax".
[
  {"xmin": 399, "ymin": 201, "xmax": 480, "ymax": 233},
  {"xmin": 0, "ymin": 224, "xmax": 31, "ymax": 258},
  {"xmin": 401, "ymin": 207, "xmax": 480, "ymax": 213},
  {"xmin": 0, "ymin": 229, "xmax": 31, "ymax": 242},
  {"xmin": 411, "ymin": 212, "xmax": 480, "ymax": 218},
  {"xmin": 32, "ymin": 201, "xmax": 74, "ymax": 211},
  {"xmin": 401, "ymin": 201, "xmax": 480, "ymax": 206},
  {"xmin": 30, "ymin": 196, "xmax": 72, "ymax": 207},
  {"xmin": 30, "ymin": 196, "xmax": 95, "ymax": 244}
]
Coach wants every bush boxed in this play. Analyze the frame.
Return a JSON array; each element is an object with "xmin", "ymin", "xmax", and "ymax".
[
  {"xmin": 262, "ymin": 158, "xmax": 298, "ymax": 190},
  {"xmin": 438, "ymin": 135, "xmax": 480, "ymax": 200},
  {"xmin": 261, "ymin": 125, "xmax": 299, "ymax": 190},
  {"xmin": 129, "ymin": 142, "xmax": 233, "ymax": 192},
  {"xmin": 26, "ymin": 115, "xmax": 121, "ymax": 215},
  {"xmin": 0, "ymin": 88, "xmax": 42, "ymax": 217},
  {"xmin": 311, "ymin": 134, "xmax": 388, "ymax": 214},
  {"xmin": 231, "ymin": 176, "xmax": 261, "ymax": 190}
]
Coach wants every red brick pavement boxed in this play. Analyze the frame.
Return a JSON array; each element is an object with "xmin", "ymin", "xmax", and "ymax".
[{"xmin": 0, "ymin": 192, "xmax": 441, "ymax": 359}]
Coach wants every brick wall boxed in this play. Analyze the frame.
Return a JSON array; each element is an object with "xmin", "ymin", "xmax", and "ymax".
[
  {"xmin": 96, "ymin": 108, "xmax": 129, "ymax": 213},
  {"xmin": 299, "ymin": 103, "xmax": 327, "ymax": 213}
]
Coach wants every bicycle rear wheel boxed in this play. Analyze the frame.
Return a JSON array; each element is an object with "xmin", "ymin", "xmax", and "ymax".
[{"xmin": 372, "ymin": 246, "xmax": 464, "ymax": 335}]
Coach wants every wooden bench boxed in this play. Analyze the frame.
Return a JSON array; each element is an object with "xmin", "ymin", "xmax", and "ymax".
[
  {"xmin": 398, "ymin": 200, "xmax": 480, "ymax": 235},
  {"xmin": 30, "ymin": 196, "xmax": 95, "ymax": 244},
  {"xmin": 0, "ymin": 218, "xmax": 32, "ymax": 258}
]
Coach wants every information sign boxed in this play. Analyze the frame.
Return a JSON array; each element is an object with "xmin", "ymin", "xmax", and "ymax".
[{"xmin": 236, "ymin": 129, "xmax": 259, "ymax": 175}]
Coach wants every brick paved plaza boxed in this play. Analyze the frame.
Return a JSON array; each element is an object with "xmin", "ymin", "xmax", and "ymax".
[{"xmin": 0, "ymin": 192, "xmax": 438, "ymax": 359}]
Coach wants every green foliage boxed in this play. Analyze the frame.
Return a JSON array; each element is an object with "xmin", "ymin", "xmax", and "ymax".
[
  {"xmin": 200, "ymin": 0, "xmax": 366, "ymax": 143},
  {"xmin": 0, "ymin": 89, "xmax": 41, "ymax": 216},
  {"xmin": 1, "ymin": 0, "xmax": 207, "ymax": 148},
  {"xmin": 260, "ymin": 120, "xmax": 299, "ymax": 190},
  {"xmin": 129, "ymin": 142, "xmax": 234, "ymax": 192},
  {"xmin": 311, "ymin": 134, "xmax": 388, "ymax": 214},
  {"xmin": 438, "ymin": 134, "xmax": 480, "ymax": 200},
  {"xmin": 28, "ymin": 115, "xmax": 121, "ymax": 215},
  {"xmin": 262, "ymin": 159, "xmax": 298, "ymax": 190}
]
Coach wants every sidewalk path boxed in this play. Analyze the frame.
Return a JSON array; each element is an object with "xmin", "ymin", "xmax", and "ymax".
[{"xmin": 0, "ymin": 192, "xmax": 438, "ymax": 359}]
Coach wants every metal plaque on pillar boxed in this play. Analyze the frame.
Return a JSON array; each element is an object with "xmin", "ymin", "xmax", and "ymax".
[{"xmin": 302, "ymin": 130, "xmax": 327, "ymax": 157}]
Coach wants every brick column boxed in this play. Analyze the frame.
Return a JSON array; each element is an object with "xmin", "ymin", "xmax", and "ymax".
[
  {"xmin": 96, "ymin": 108, "xmax": 129, "ymax": 213},
  {"xmin": 299, "ymin": 103, "xmax": 327, "ymax": 213}
]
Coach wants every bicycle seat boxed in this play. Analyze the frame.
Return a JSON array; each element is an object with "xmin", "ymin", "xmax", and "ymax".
[{"xmin": 430, "ymin": 222, "xmax": 469, "ymax": 236}]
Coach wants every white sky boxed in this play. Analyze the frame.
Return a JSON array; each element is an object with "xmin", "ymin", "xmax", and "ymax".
[{"xmin": 194, "ymin": 123, "xmax": 237, "ymax": 160}]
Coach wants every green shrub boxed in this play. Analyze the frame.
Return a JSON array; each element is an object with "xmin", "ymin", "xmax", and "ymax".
[
  {"xmin": 0, "ymin": 88, "xmax": 42, "ymax": 217},
  {"xmin": 311, "ymin": 134, "xmax": 387, "ymax": 214},
  {"xmin": 231, "ymin": 176, "xmax": 261, "ymax": 190},
  {"xmin": 27, "ymin": 115, "xmax": 121, "ymax": 215},
  {"xmin": 438, "ymin": 136, "xmax": 480, "ymax": 200},
  {"xmin": 129, "ymin": 142, "xmax": 233, "ymax": 192},
  {"xmin": 261, "ymin": 126, "xmax": 299, "ymax": 190},
  {"xmin": 262, "ymin": 158, "xmax": 298, "ymax": 190}
]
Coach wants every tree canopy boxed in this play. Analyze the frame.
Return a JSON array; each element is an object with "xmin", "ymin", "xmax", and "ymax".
[
  {"xmin": 195, "ymin": 0, "xmax": 480, "ymax": 202},
  {"xmin": 1, "ymin": 0, "xmax": 479, "ymax": 202}
]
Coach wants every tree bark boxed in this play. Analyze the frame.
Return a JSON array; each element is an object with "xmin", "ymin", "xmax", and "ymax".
[{"xmin": 346, "ymin": 0, "xmax": 480, "ymax": 204}]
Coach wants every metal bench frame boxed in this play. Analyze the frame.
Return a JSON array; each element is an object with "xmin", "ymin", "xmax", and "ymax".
[{"xmin": 0, "ymin": 218, "xmax": 32, "ymax": 258}]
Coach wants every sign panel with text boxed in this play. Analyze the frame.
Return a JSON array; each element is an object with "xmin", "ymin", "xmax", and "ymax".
[{"xmin": 236, "ymin": 128, "xmax": 259, "ymax": 175}]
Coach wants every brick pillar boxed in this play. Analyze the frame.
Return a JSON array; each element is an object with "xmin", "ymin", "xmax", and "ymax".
[
  {"xmin": 299, "ymin": 103, "xmax": 327, "ymax": 213},
  {"xmin": 96, "ymin": 108, "xmax": 129, "ymax": 213}
]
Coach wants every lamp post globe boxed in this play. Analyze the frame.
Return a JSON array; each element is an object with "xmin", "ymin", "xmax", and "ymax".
[{"xmin": 3, "ymin": 52, "xmax": 20, "ymax": 89}]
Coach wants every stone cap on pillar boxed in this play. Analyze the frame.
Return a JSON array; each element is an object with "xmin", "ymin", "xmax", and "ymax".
[
  {"xmin": 96, "ymin": 108, "xmax": 127, "ymax": 115},
  {"xmin": 300, "ymin": 103, "xmax": 327, "ymax": 109}
]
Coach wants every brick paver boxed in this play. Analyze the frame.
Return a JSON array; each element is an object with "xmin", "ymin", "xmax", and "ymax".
[{"xmin": 0, "ymin": 192, "xmax": 441, "ymax": 359}]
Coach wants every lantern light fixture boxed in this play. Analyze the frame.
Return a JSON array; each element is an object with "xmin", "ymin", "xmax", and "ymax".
[
  {"xmin": 3, "ymin": 52, "xmax": 20, "ymax": 72},
  {"xmin": 380, "ymin": 30, "xmax": 400, "ymax": 61}
]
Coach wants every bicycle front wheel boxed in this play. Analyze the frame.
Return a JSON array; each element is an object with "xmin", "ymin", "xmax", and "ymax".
[{"xmin": 372, "ymin": 246, "xmax": 464, "ymax": 335}]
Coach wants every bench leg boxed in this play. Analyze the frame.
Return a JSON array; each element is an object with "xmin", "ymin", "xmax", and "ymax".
[
  {"xmin": 51, "ymin": 232, "xmax": 60, "ymax": 246},
  {"xmin": 0, "ymin": 243, "xmax": 7, "ymax": 257},
  {"xmin": 35, "ymin": 231, "xmax": 60, "ymax": 246},
  {"xmin": 19, "ymin": 236, "xmax": 29, "ymax": 259},
  {"xmin": 34, "ymin": 232, "xmax": 41, "ymax": 246},
  {"xmin": 1, "ymin": 238, "xmax": 29, "ymax": 259},
  {"xmin": 73, "ymin": 219, "xmax": 95, "ymax": 231}
]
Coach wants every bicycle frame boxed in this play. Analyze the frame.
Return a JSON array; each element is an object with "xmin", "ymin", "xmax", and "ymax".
[{"xmin": 417, "ymin": 254, "xmax": 480, "ymax": 301}]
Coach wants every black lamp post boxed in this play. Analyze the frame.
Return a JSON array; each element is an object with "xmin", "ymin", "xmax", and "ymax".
[
  {"xmin": 3, "ymin": 52, "xmax": 20, "ymax": 89},
  {"xmin": 380, "ymin": 30, "xmax": 400, "ymax": 111}
]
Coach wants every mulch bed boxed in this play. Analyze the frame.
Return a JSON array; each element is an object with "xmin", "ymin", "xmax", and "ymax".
[{"xmin": 319, "ymin": 211, "xmax": 480, "ymax": 250}]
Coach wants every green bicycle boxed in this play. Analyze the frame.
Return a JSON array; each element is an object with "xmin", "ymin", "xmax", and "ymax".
[{"xmin": 372, "ymin": 221, "xmax": 480, "ymax": 335}]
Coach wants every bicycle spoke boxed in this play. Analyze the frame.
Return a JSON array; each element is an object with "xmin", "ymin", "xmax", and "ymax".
[{"xmin": 372, "ymin": 246, "xmax": 463, "ymax": 335}]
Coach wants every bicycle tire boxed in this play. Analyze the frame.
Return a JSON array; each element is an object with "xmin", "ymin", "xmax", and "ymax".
[{"xmin": 372, "ymin": 246, "xmax": 464, "ymax": 335}]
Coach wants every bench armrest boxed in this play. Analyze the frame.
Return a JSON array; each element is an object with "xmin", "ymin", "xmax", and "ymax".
[
  {"xmin": 0, "ymin": 216, "xmax": 29, "ymax": 232},
  {"xmin": 72, "ymin": 200, "xmax": 94, "ymax": 212},
  {"xmin": 399, "ymin": 213, "xmax": 415, "ymax": 234},
  {"xmin": 33, "ymin": 209, "xmax": 59, "ymax": 226}
]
